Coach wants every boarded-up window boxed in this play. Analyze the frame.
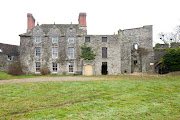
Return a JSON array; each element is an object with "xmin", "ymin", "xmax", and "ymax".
[
  {"xmin": 102, "ymin": 37, "xmax": 107, "ymax": 42},
  {"xmin": 102, "ymin": 47, "xmax": 107, "ymax": 58}
]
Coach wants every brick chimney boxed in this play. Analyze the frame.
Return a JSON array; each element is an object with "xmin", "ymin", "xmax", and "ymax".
[
  {"xmin": 78, "ymin": 13, "xmax": 86, "ymax": 27},
  {"xmin": 27, "ymin": 13, "xmax": 35, "ymax": 30}
]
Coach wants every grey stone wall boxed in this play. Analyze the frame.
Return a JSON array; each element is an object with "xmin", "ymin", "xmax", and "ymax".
[
  {"xmin": 20, "ymin": 24, "xmax": 154, "ymax": 75},
  {"xmin": 0, "ymin": 43, "xmax": 19, "ymax": 71}
]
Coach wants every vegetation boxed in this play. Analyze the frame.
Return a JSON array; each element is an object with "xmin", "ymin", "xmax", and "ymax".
[
  {"xmin": 40, "ymin": 66, "xmax": 50, "ymax": 75},
  {"xmin": 81, "ymin": 43, "xmax": 96, "ymax": 60},
  {"xmin": 0, "ymin": 71, "xmax": 71, "ymax": 80},
  {"xmin": 0, "ymin": 71, "xmax": 42, "ymax": 80},
  {"xmin": 162, "ymin": 47, "xmax": 180, "ymax": 71},
  {"xmin": 0, "ymin": 75, "xmax": 179, "ymax": 119},
  {"xmin": 7, "ymin": 61, "xmax": 24, "ymax": 76}
]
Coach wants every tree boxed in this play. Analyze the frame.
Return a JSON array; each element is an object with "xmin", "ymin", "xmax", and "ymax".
[
  {"xmin": 158, "ymin": 25, "xmax": 180, "ymax": 44},
  {"xmin": 162, "ymin": 47, "xmax": 180, "ymax": 71},
  {"xmin": 81, "ymin": 44, "xmax": 96, "ymax": 60}
]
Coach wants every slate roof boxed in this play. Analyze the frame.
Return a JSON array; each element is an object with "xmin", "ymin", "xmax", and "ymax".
[
  {"xmin": 0, "ymin": 43, "xmax": 19, "ymax": 56},
  {"xmin": 20, "ymin": 24, "xmax": 80, "ymax": 36},
  {"xmin": 40, "ymin": 24, "xmax": 79, "ymax": 34}
]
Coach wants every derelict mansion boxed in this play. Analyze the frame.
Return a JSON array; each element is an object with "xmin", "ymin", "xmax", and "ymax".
[{"xmin": 19, "ymin": 13, "xmax": 154, "ymax": 75}]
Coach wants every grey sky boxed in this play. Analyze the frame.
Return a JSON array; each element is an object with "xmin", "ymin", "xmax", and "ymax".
[{"xmin": 0, "ymin": 0, "xmax": 180, "ymax": 45}]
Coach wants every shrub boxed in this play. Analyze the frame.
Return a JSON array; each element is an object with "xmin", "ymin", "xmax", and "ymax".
[
  {"xmin": 7, "ymin": 61, "xmax": 24, "ymax": 76},
  {"xmin": 40, "ymin": 66, "xmax": 50, "ymax": 75},
  {"xmin": 163, "ymin": 47, "xmax": 180, "ymax": 71}
]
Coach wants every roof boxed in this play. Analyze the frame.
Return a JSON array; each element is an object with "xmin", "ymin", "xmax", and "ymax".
[
  {"xmin": 0, "ymin": 43, "xmax": 19, "ymax": 56},
  {"xmin": 40, "ymin": 24, "xmax": 79, "ymax": 34},
  {"xmin": 20, "ymin": 24, "xmax": 80, "ymax": 36}
]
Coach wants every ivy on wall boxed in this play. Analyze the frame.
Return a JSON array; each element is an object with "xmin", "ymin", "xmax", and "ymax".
[{"xmin": 81, "ymin": 43, "xmax": 96, "ymax": 60}]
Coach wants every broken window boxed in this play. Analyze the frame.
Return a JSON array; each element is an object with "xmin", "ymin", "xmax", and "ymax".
[
  {"xmin": 36, "ymin": 62, "xmax": 41, "ymax": 72},
  {"xmin": 85, "ymin": 37, "xmax": 90, "ymax": 42},
  {"xmin": 52, "ymin": 62, "xmax": 57, "ymax": 72},
  {"xmin": 7, "ymin": 55, "xmax": 13, "ymax": 61},
  {"xmin": 102, "ymin": 37, "xmax": 107, "ymax": 42},
  {"xmin": 69, "ymin": 62, "xmax": 74, "ymax": 73},
  {"xmin": 102, "ymin": 47, "xmax": 107, "ymax": 58},
  {"xmin": 35, "ymin": 47, "xmax": 41, "ymax": 58},
  {"xmin": 134, "ymin": 60, "xmax": 138, "ymax": 65}
]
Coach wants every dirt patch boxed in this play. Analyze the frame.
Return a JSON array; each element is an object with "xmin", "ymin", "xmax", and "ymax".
[{"xmin": 0, "ymin": 76, "xmax": 105, "ymax": 84}]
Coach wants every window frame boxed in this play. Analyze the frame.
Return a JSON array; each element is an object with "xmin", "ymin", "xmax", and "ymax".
[
  {"xmin": 68, "ymin": 62, "xmax": 74, "ymax": 73},
  {"xmin": 52, "ymin": 47, "xmax": 58, "ymax": 58},
  {"xmin": 102, "ymin": 47, "xmax": 107, "ymax": 58},
  {"xmin": 52, "ymin": 62, "xmax": 58, "ymax": 72},
  {"xmin": 68, "ymin": 47, "xmax": 74, "ymax": 59},
  {"xmin": 35, "ymin": 62, "xmax": 41, "ymax": 72},
  {"xmin": 35, "ymin": 47, "xmax": 41, "ymax": 58},
  {"xmin": 52, "ymin": 37, "xmax": 58, "ymax": 43},
  {"xmin": 85, "ymin": 37, "xmax": 90, "ymax": 42},
  {"xmin": 68, "ymin": 37, "xmax": 74, "ymax": 43},
  {"xmin": 102, "ymin": 37, "xmax": 107, "ymax": 42},
  {"xmin": 35, "ymin": 36, "xmax": 41, "ymax": 43}
]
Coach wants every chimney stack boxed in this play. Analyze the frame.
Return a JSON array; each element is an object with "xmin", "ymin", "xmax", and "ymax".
[
  {"xmin": 78, "ymin": 13, "xmax": 86, "ymax": 27},
  {"xmin": 27, "ymin": 13, "xmax": 35, "ymax": 30}
]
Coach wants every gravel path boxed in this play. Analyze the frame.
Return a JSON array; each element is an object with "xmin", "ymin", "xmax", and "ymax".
[{"xmin": 0, "ymin": 76, "xmax": 105, "ymax": 84}]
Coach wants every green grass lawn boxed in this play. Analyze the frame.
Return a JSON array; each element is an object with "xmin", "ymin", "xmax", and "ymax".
[
  {"xmin": 0, "ymin": 71, "xmax": 71, "ymax": 80},
  {"xmin": 0, "ymin": 74, "xmax": 180, "ymax": 119}
]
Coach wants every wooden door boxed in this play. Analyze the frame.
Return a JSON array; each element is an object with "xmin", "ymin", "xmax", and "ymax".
[{"xmin": 84, "ymin": 65, "xmax": 93, "ymax": 76}]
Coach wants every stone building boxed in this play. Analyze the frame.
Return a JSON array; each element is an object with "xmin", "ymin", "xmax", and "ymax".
[
  {"xmin": 19, "ymin": 13, "xmax": 154, "ymax": 75},
  {"xmin": 0, "ymin": 43, "xmax": 19, "ymax": 71}
]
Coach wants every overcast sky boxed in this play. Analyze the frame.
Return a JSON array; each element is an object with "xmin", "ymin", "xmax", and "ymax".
[{"xmin": 0, "ymin": 0, "xmax": 180, "ymax": 45}]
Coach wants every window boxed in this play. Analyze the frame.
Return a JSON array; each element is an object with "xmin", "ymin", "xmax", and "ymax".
[
  {"xmin": 36, "ymin": 62, "xmax": 41, "ymax": 72},
  {"xmin": 7, "ymin": 55, "xmax": 13, "ymax": 61},
  {"xmin": 133, "ymin": 43, "xmax": 138, "ymax": 50},
  {"xmin": 52, "ymin": 47, "xmax": 58, "ymax": 58},
  {"xmin": 0, "ymin": 49, "xmax": 2, "ymax": 52},
  {"xmin": 35, "ymin": 47, "xmax": 41, "ymax": 58},
  {"xmin": 102, "ymin": 37, "xmax": 107, "ymax": 42},
  {"xmin": 85, "ymin": 37, "xmax": 90, "ymax": 42},
  {"xmin": 68, "ymin": 37, "xmax": 74, "ymax": 43},
  {"xmin": 134, "ymin": 60, "xmax": 138, "ymax": 65},
  {"xmin": 68, "ymin": 47, "xmax": 74, "ymax": 59},
  {"xmin": 69, "ymin": 62, "xmax": 74, "ymax": 73},
  {"xmin": 52, "ymin": 62, "xmax": 57, "ymax": 72},
  {"xmin": 35, "ymin": 37, "xmax": 41, "ymax": 43},
  {"xmin": 52, "ymin": 37, "xmax": 58, "ymax": 43},
  {"xmin": 102, "ymin": 47, "xmax": 107, "ymax": 58}
]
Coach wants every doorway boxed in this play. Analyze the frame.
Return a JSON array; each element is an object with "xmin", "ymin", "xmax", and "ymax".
[
  {"xmin": 84, "ymin": 65, "xmax": 93, "ymax": 76},
  {"xmin": 101, "ymin": 62, "xmax": 108, "ymax": 75}
]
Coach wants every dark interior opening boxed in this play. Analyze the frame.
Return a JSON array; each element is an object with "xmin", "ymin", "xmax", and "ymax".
[{"xmin": 102, "ymin": 62, "xmax": 108, "ymax": 75}]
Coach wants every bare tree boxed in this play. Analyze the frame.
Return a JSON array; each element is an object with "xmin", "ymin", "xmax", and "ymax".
[{"xmin": 158, "ymin": 25, "xmax": 180, "ymax": 44}]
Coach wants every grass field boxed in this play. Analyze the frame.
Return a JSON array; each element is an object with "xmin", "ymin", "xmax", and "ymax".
[
  {"xmin": 0, "ymin": 73, "xmax": 180, "ymax": 119},
  {"xmin": 0, "ymin": 71, "xmax": 70, "ymax": 80}
]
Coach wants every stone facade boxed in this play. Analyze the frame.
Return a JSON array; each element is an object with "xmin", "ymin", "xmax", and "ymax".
[
  {"xmin": 0, "ymin": 43, "xmax": 19, "ymax": 71},
  {"xmin": 19, "ymin": 13, "xmax": 154, "ymax": 75}
]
